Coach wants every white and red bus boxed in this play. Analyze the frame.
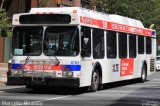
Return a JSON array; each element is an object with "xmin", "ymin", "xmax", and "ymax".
[{"xmin": 8, "ymin": 7, "xmax": 156, "ymax": 91}]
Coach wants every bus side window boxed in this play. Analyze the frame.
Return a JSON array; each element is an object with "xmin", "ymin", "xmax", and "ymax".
[
  {"xmin": 138, "ymin": 35, "xmax": 144, "ymax": 54},
  {"xmin": 93, "ymin": 28, "xmax": 104, "ymax": 59},
  {"xmin": 119, "ymin": 32, "xmax": 127, "ymax": 58},
  {"xmin": 129, "ymin": 34, "xmax": 137, "ymax": 58},
  {"xmin": 107, "ymin": 31, "xmax": 117, "ymax": 58},
  {"xmin": 146, "ymin": 37, "xmax": 152, "ymax": 54},
  {"xmin": 81, "ymin": 26, "xmax": 91, "ymax": 57}
]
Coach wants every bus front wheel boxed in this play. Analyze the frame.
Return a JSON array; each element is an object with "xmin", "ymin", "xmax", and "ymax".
[{"xmin": 90, "ymin": 69, "xmax": 100, "ymax": 92}]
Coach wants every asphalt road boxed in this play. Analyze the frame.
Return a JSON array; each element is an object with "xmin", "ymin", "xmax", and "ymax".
[{"xmin": 0, "ymin": 72, "xmax": 160, "ymax": 106}]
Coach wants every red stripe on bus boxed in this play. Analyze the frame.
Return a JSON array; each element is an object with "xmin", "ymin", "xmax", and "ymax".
[
  {"xmin": 25, "ymin": 64, "xmax": 62, "ymax": 71},
  {"xmin": 80, "ymin": 16, "xmax": 152, "ymax": 36}
]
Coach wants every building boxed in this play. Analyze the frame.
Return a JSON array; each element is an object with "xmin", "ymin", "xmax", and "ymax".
[
  {"xmin": 0, "ymin": 0, "xmax": 81, "ymax": 19},
  {"xmin": 31, "ymin": 0, "xmax": 80, "ymax": 8}
]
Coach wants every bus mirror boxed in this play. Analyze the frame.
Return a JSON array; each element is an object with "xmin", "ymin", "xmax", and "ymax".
[
  {"xmin": 84, "ymin": 38, "xmax": 89, "ymax": 45},
  {"xmin": 1, "ymin": 28, "xmax": 7, "ymax": 37}
]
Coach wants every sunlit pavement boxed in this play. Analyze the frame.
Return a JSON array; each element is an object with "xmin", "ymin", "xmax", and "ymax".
[{"xmin": 0, "ymin": 63, "xmax": 7, "ymax": 85}]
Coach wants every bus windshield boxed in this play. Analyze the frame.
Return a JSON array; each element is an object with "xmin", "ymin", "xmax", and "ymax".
[
  {"xmin": 12, "ymin": 26, "xmax": 43, "ymax": 56},
  {"xmin": 44, "ymin": 26, "xmax": 79, "ymax": 56}
]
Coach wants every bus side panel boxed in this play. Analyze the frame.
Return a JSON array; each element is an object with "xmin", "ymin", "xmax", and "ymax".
[
  {"xmin": 101, "ymin": 59, "xmax": 120, "ymax": 83},
  {"xmin": 79, "ymin": 58, "xmax": 93, "ymax": 87},
  {"xmin": 134, "ymin": 55, "xmax": 144, "ymax": 78}
]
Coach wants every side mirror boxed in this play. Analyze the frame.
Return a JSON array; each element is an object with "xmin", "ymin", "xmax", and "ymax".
[{"xmin": 1, "ymin": 28, "xmax": 7, "ymax": 37}]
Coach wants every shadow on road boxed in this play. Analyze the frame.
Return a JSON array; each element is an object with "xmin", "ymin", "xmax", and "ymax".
[
  {"xmin": 1, "ymin": 78, "xmax": 144, "ymax": 96},
  {"xmin": 102, "ymin": 78, "xmax": 145, "ymax": 90},
  {"xmin": 106, "ymin": 85, "xmax": 160, "ymax": 106},
  {"xmin": 1, "ymin": 86, "xmax": 89, "ymax": 95},
  {"xmin": 106, "ymin": 72, "xmax": 160, "ymax": 106}
]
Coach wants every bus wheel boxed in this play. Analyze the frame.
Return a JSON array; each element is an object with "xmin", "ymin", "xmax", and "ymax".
[
  {"xmin": 140, "ymin": 65, "xmax": 147, "ymax": 83},
  {"xmin": 91, "ymin": 69, "xmax": 99, "ymax": 92}
]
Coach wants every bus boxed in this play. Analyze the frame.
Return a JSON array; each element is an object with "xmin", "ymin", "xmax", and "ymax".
[{"xmin": 8, "ymin": 7, "xmax": 156, "ymax": 92}]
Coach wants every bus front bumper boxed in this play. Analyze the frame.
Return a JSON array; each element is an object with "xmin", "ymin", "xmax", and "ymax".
[
  {"xmin": 7, "ymin": 76, "xmax": 26, "ymax": 85},
  {"xmin": 26, "ymin": 77, "xmax": 80, "ymax": 88}
]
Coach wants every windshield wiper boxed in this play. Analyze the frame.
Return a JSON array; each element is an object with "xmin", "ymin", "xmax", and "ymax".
[
  {"xmin": 24, "ymin": 55, "xmax": 30, "ymax": 65},
  {"xmin": 43, "ymin": 40, "xmax": 60, "ymax": 65}
]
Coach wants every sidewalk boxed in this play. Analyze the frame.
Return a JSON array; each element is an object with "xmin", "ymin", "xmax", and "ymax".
[
  {"xmin": 0, "ymin": 63, "xmax": 8, "ymax": 87},
  {"xmin": 0, "ymin": 81, "xmax": 5, "ymax": 87}
]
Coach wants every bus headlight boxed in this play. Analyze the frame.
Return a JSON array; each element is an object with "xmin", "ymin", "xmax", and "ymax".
[
  {"xmin": 23, "ymin": 71, "xmax": 27, "ymax": 77},
  {"xmin": 12, "ymin": 70, "xmax": 23, "ymax": 76},
  {"xmin": 12, "ymin": 70, "xmax": 18, "ymax": 75}
]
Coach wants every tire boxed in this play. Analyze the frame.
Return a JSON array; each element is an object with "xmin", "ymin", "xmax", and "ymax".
[
  {"xmin": 98, "ymin": 83, "xmax": 103, "ymax": 90},
  {"xmin": 90, "ymin": 69, "xmax": 100, "ymax": 92},
  {"xmin": 82, "ymin": 86, "xmax": 91, "ymax": 92},
  {"xmin": 26, "ymin": 85, "xmax": 33, "ymax": 89},
  {"xmin": 140, "ymin": 65, "xmax": 147, "ymax": 83},
  {"xmin": 26, "ymin": 85, "xmax": 40, "ymax": 91}
]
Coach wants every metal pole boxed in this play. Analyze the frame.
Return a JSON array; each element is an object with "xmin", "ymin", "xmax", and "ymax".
[{"xmin": 0, "ymin": 0, "xmax": 5, "ymax": 9}]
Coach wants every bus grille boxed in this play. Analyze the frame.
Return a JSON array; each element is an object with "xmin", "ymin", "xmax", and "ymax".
[{"xmin": 150, "ymin": 58, "xmax": 155, "ymax": 72}]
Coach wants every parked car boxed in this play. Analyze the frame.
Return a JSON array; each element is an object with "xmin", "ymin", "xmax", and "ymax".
[{"xmin": 156, "ymin": 56, "xmax": 160, "ymax": 71}]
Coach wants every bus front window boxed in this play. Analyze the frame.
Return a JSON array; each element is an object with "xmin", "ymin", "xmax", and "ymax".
[
  {"xmin": 12, "ymin": 27, "xmax": 43, "ymax": 56},
  {"xmin": 44, "ymin": 26, "xmax": 79, "ymax": 56}
]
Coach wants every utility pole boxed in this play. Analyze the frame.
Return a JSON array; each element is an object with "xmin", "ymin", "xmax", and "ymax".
[
  {"xmin": 56, "ymin": 0, "xmax": 62, "ymax": 7},
  {"xmin": 1, "ymin": 0, "xmax": 5, "ymax": 9},
  {"xmin": 91, "ymin": 0, "xmax": 97, "ymax": 10}
]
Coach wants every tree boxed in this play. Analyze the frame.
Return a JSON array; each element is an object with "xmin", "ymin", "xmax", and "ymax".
[
  {"xmin": 37, "ymin": 0, "xmax": 49, "ymax": 7},
  {"xmin": 82, "ymin": 0, "xmax": 160, "ymax": 35},
  {"xmin": 82, "ymin": 0, "xmax": 160, "ymax": 54},
  {"xmin": 0, "ymin": 9, "xmax": 11, "ymax": 37}
]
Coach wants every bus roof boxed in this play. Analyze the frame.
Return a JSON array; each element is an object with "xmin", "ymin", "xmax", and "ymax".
[
  {"xmin": 13, "ymin": 7, "xmax": 155, "ymax": 37},
  {"xmin": 30, "ymin": 7, "xmax": 144, "ymax": 28},
  {"xmin": 109, "ymin": 15, "xmax": 144, "ymax": 28}
]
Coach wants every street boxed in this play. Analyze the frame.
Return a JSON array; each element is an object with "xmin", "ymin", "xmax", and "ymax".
[{"xmin": 0, "ymin": 72, "xmax": 160, "ymax": 106}]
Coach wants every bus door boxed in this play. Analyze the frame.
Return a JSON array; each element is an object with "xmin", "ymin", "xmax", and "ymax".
[{"xmin": 80, "ymin": 26, "xmax": 93, "ymax": 86}]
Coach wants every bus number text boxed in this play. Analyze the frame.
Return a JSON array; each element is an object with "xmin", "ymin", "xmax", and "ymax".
[{"xmin": 112, "ymin": 64, "xmax": 119, "ymax": 72}]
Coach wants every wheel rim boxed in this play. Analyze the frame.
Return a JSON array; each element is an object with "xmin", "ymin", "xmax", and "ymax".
[{"xmin": 92, "ymin": 71, "xmax": 99, "ymax": 89}]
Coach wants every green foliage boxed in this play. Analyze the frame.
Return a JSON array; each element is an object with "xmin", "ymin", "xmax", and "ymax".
[
  {"xmin": 37, "ymin": 0, "xmax": 49, "ymax": 7},
  {"xmin": 82, "ymin": 0, "xmax": 160, "ymax": 54},
  {"xmin": 0, "ymin": 9, "xmax": 11, "ymax": 37},
  {"xmin": 0, "ymin": 9, "xmax": 8, "ymax": 29}
]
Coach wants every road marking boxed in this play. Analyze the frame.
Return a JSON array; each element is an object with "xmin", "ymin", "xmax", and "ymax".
[
  {"xmin": 151, "ymin": 79, "xmax": 160, "ymax": 81},
  {"xmin": 146, "ymin": 81, "xmax": 160, "ymax": 84},
  {"xmin": 29, "ymin": 95, "xmax": 71, "ymax": 105},
  {"xmin": 44, "ymin": 95, "xmax": 71, "ymax": 101},
  {"xmin": 101, "ymin": 90, "xmax": 134, "ymax": 93},
  {"xmin": 115, "ymin": 101, "xmax": 141, "ymax": 105}
]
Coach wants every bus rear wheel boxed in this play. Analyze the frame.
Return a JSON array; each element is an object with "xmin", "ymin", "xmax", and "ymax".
[
  {"xmin": 140, "ymin": 65, "xmax": 147, "ymax": 83},
  {"xmin": 90, "ymin": 69, "xmax": 99, "ymax": 92}
]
